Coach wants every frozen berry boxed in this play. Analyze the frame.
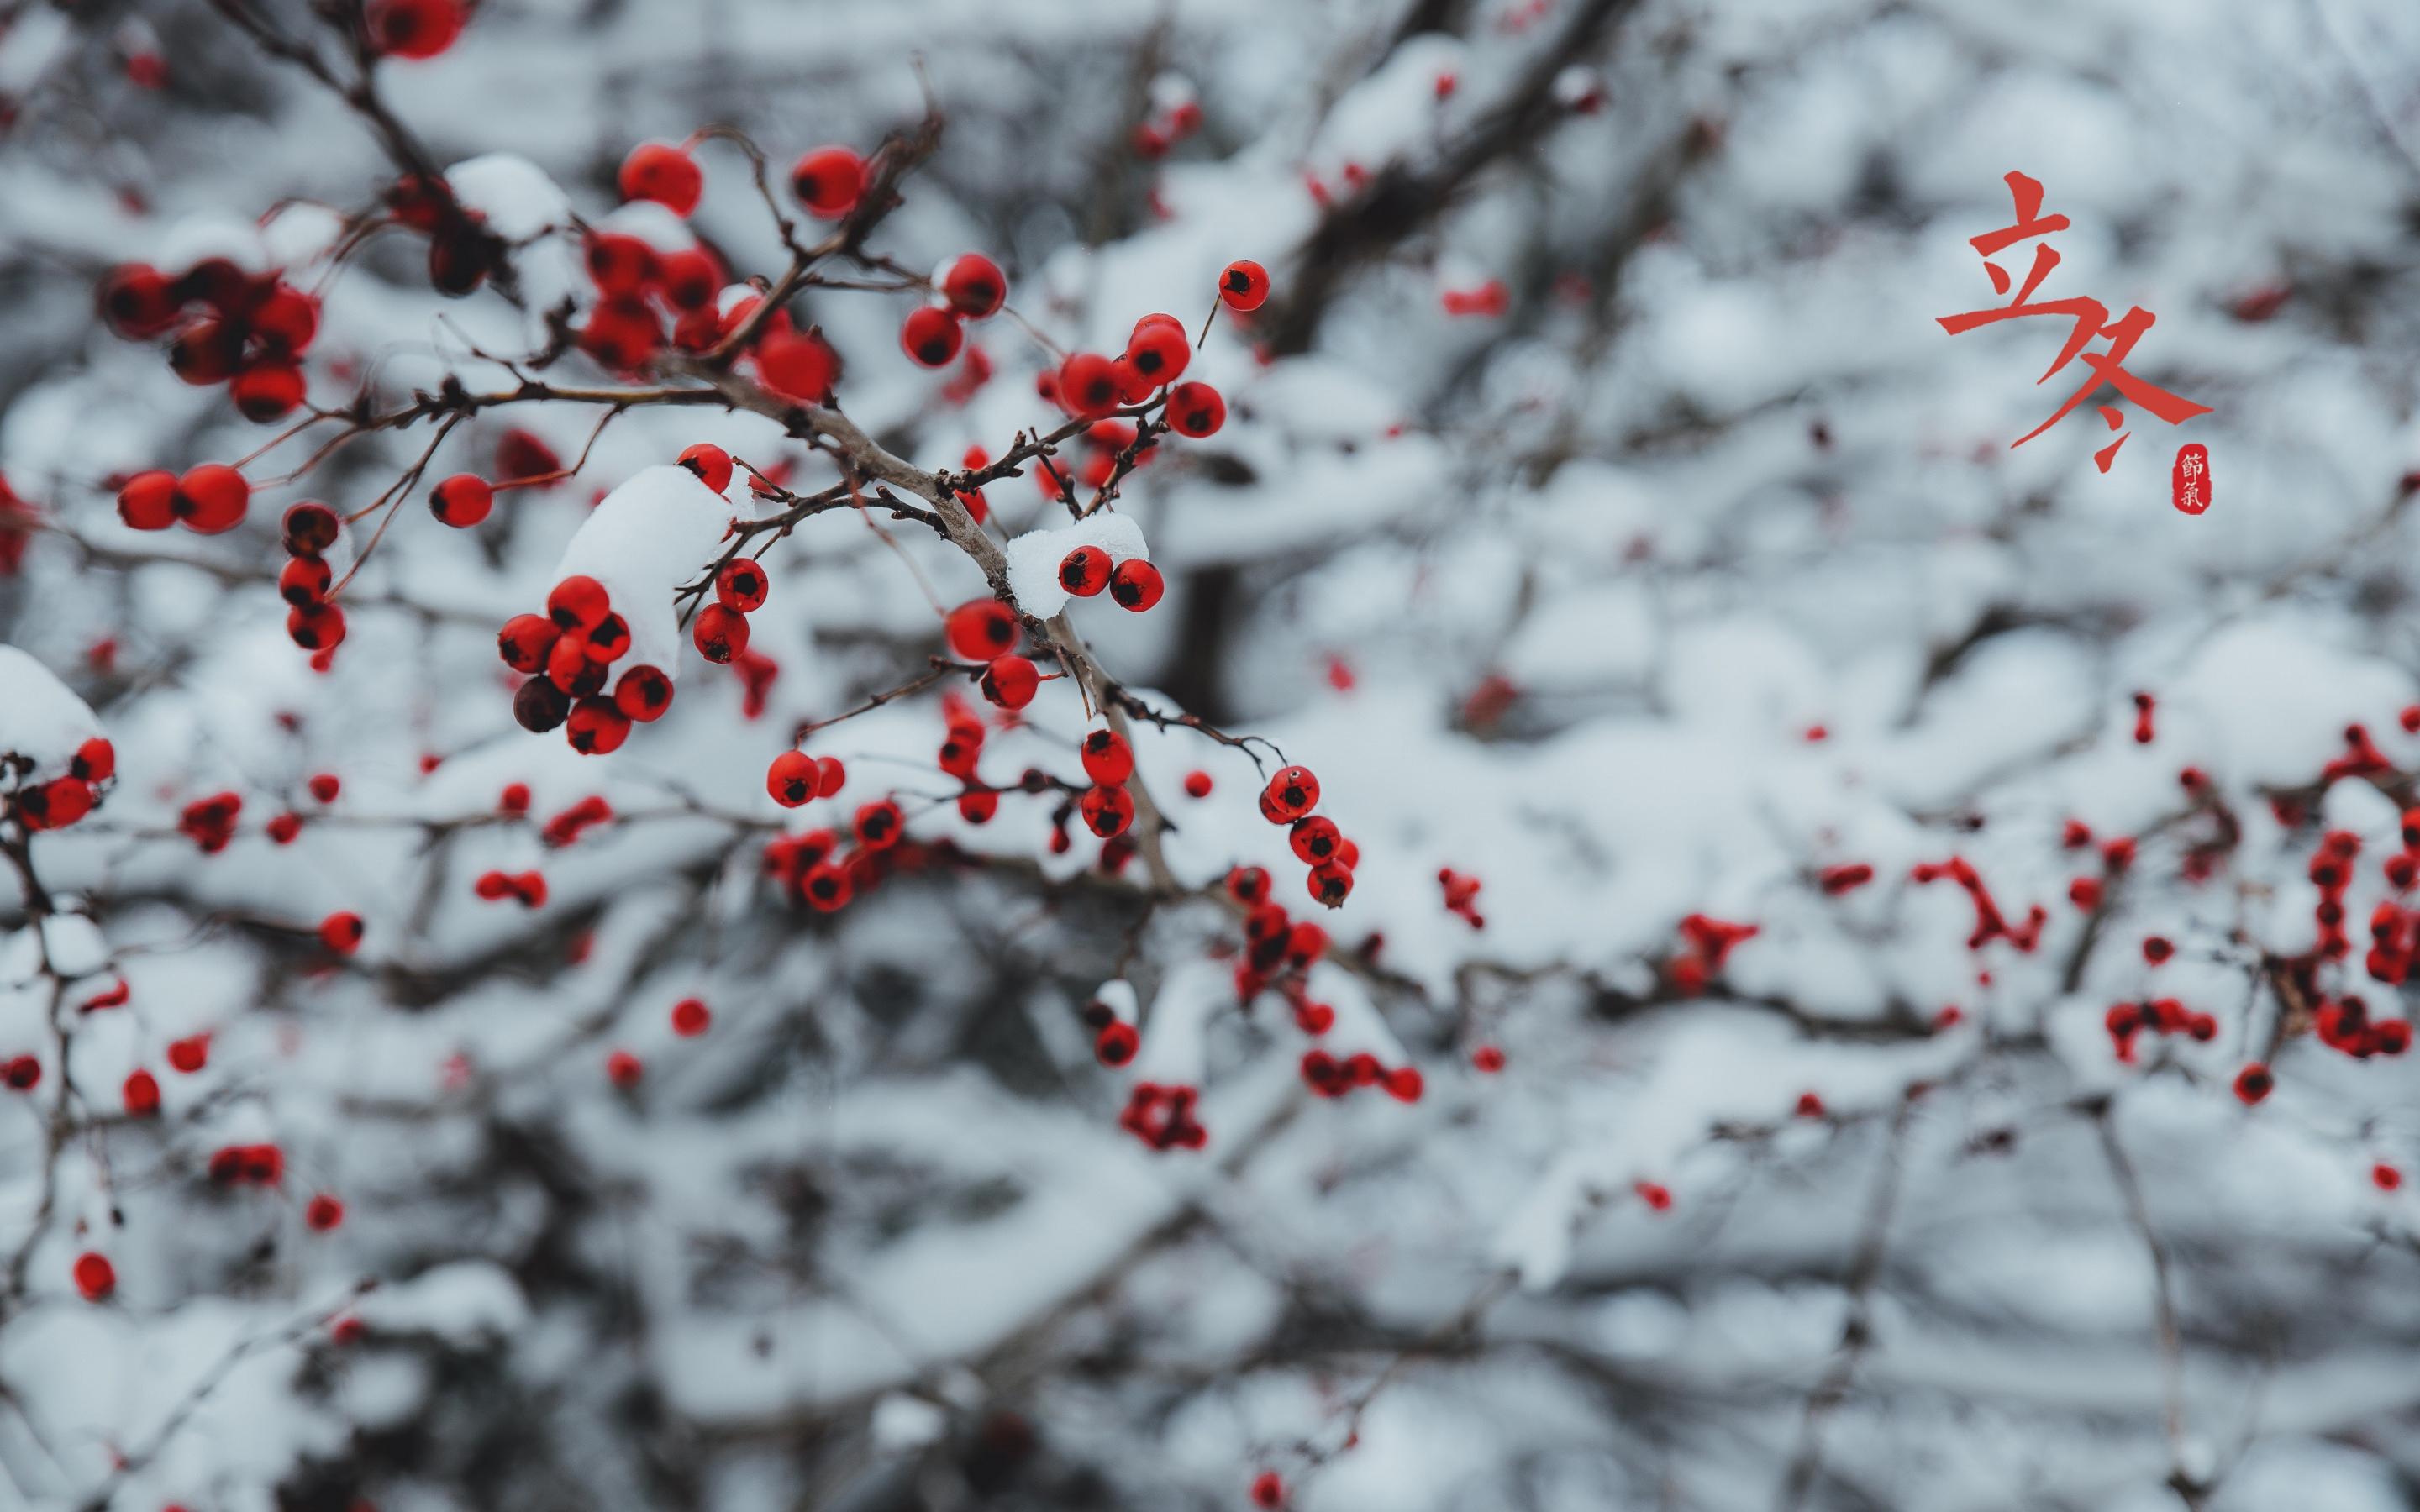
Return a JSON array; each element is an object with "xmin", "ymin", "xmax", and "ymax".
[
  {"xmin": 1219, "ymin": 260, "xmax": 1270, "ymax": 311},
  {"xmin": 1059, "ymin": 546, "xmax": 1112, "ymax": 597},
  {"xmin": 679, "ymin": 442, "xmax": 733, "ymax": 492},
  {"xmin": 548, "ymin": 575, "xmax": 611, "ymax": 633},
  {"xmin": 1166, "ymin": 381, "xmax": 1225, "ymax": 438},
  {"xmin": 367, "ymin": 0, "xmax": 465, "ymax": 58},
  {"xmin": 671, "ymin": 997, "xmax": 711, "ymax": 1037},
  {"xmin": 693, "ymin": 604, "xmax": 749, "ymax": 663},
  {"xmin": 116, "ymin": 470, "xmax": 177, "ymax": 531},
  {"xmin": 981, "ymin": 654, "xmax": 1039, "ymax": 710},
  {"xmin": 944, "ymin": 598, "xmax": 1019, "ymax": 661},
  {"xmin": 768, "ymin": 751, "xmax": 818, "ymax": 806},
  {"xmin": 1123, "ymin": 318, "xmax": 1190, "ymax": 385},
  {"xmin": 790, "ymin": 145, "xmax": 865, "ymax": 218},
  {"xmin": 1262, "ymin": 765, "xmax": 1318, "ymax": 822},
  {"xmin": 1057, "ymin": 353, "xmax": 1123, "ymax": 420},
  {"xmin": 498, "ymin": 613, "xmax": 560, "ymax": 673},
  {"xmin": 619, "ymin": 141, "xmax": 703, "ymax": 216},
  {"xmin": 901, "ymin": 305, "xmax": 964, "ymax": 367},
  {"xmin": 565, "ymin": 697, "xmax": 632, "ymax": 755},
  {"xmin": 939, "ymin": 253, "xmax": 1007, "ymax": 318},
  {"xmin": 175, "ymin": 464, "xmax": 250, "ymax": 533},
  {"xmin": 613, "ymin": 664, "xmax": 673, "ymax": 722},
  {"xmin": 1108, "ymin": 559, "xmax": 1164, "ymax": 612},
  {"xmin": 1080, "ymin": 784, "xmax": 1134, "ymax": 838},
  {"xmin": 429, "ymin": 474, "xmax": 493, "ymax": 527},
  {"xmin": 1081, "ymin": 728, "xmax": 1134, "ymax": 785},
  {"xmin": 717, "ymin": 559, "xmax": 770, "ymax": 612},
  {"xmin": 318, "ymin": 911, "xmax": 365, "ymax": 954}
]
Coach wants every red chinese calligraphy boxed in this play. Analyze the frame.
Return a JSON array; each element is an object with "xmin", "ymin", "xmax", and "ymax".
[{"xmin": 1939, "ymin": 171, "xmax": 2211, "ymax": 473}]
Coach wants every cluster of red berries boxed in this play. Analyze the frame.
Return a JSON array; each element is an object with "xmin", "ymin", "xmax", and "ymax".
[
  {"xmin": 1119, "ymin": 1081, "xmax": 1207, "ymax": 1151},
  {"xmin": 2320, "ymin": 722, "xmax": 2393, "ymax": 785},
  {"xmin": 1076, "ymin": 728, "xmax": 1139, "ymax": 841},
  {"xmin": 765, "ymin": 748, "xmax": 849, "ymax": 811},
  {"xmin": 756, "ymin": 801, "xmax": 927, "ymax": 915},
  {"xmin": 274, "ymin": 500, "xmax": 350, "ymax": 658},
  {"xmin": 474, "ymin": 869, "xmax": 549, "ymax": 907},
  {"xmin": 932, "ymin": 692, "xmax": 1008, "ymax": 824},
  {"xmin": 2131, "ymin": 690, "xmax": 2156, "ymax": 744},
  {"xmin": 178, "ymin": 791, "xmax": 242, "ymax": 853},
  {"xmin": 1438, "ymin": 866, "xmax": 1485, "ymax": 927},
  {"xmin": 1668, "ymin": 912, "xmax": 1758, "ymax": 994},
  {"xmin": 99, "ymin": 256, "xmax": 319, "ymax": 421},
  {"xmin": 497, "ymin": 574, "xmax": 671, "ymax": 754},
  {"xmin": 1910, "ymin": 856, "xmax": 2045, "ymax": 952},
  {"xmin": 576, "ymin": 211, "xmax": 732, "ymax": 372},
  {"xmin": 206, "ymin": 1142, "xmax": 285, "ymax": 1186},
  {"xmin": 383, "ymin": 171, "xmax": 508, "ymax": 298},
  {"xmin": 8, "ymin": 736, "xmax": 113, "ymax": 832},
  {"xmin": 266, "ymin": 771, "xmax": 342, "ymax": 845},
  {"xmin": 2312, "ymin": 991, "xmax": 2411, "ymax": 1060},
  {"xmin": 115, "ymin": 462, "xmax": 250, "ymax": 537},
  {"xmin": 2059, "ymin": 820, "xmax": 2135, "ymax": 910},
  {"xmin": 2308, "ymin": 828, "xmax": 2361, "ymax": 963},
  {"xmin": 1056, "ymin": 542, "xmax": 1165, "ymax": 612},
  {"xmin": 1255, "ymin": 764, "xmax": 1355, "ymax": 908},
  {"xmin": 1300, "ymin": 1047, "xmax": 1423, "ymax": 1103},
  {"xmin": 901, "ymin": 253, "xmax": 1010, "ymax": 369},
  {"xmin": 1439, "ymin": 278, "xmax": 1509, "ymax": 318},
  {"xmin": 1132, "ymin": 97, "xmax": 1203, "ymax": 160},
  {"xmin": 1229, "ymin": 865, "xmax": 1334, "ymax": 1001},
  {"xmin": 2105, "ymin": 997, "xmax": 2218, "ymax": 1063}
]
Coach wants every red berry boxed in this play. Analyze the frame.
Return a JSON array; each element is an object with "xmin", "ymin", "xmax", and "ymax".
[
  {"xmin": 1289, "ymin": 816, "xmax": 1342, "ymax": 864},
  {"xmin": 1108, "ymin": 559, "xmax": 1164, "ymax": 612},
  {"xmin": 619, "ymin": 141, "xmax": 703, "ymax": 216},
  {"xmin": 693, "ymin": 604, "xmax": 750, "ymax": 663},
  {"xmin": 98, "ymin": 263, "xmax": 179, "ymax": 338},
  {"xmin": 1472, "ymin": 1045, "xmax": 1506, "ymax": 1073},
  {"xmin": 957, "ymin": 790, "xmax": 998, "ymax": 823},
  {"xmin": 307, "ymin": 773, "xmax": 339, "ymax": 803},
  {"xmin": 266, "ymin": 811, "xmax": 302, "ymax": 844},
  {"xmin": 1081, "ymin": 728, "xmax": 1134, "ymax": 785},
  {"xmin": 1384, "ymin": 1065, "xmax": 1423, "ymax": 1101},
  {"xmin": 580, "ymin": 612, "xmax": 631, "ymax": 664},
  {"xmin": 756, "ymin": 328, "xmax": 839, "ymax": 403},
  {"xmin": 123, "ymin": 1068, "xmax": 160, "ymax": 1116},
  {"xmin": 1095, "ymin": 1021, "xmax": 1139, "ymax": 1066},
  {"xmin": 305, "ymin": 1194, "xmax": 345, "ymax": 1231},
  {"xmin": 276, "ymin": 559, "xmax": 330, "ymax": 612},
  {"xmin": 717, "ymin": 559, "xmax": 771, "ymax": 612},
  {"xmin": 768, "ymin": 751, "xmax": 819, "ymax": 807},
  {"xmin": 230, "ymin": 361, "xmax": 306, "ymax": 422},
  {"xmin": 1056, "ymin": 353, "xmax": 1123, "ymax": 419},
  {"xmin": 1080, "ymin": 784, "xmax": 1134, "ymax": 838},
  {"xmin": 853, "ymin": 799, "xmax": 904, "ymax": 850},
  {"xmin": 548, "ymin": 575, "xmax": 611, "ymax": 633},
  {"xmin": 613, "ymin": 664, "xmax": 674, "ymax": 722},
  {"xmin": 71, "ymin": 737, "xmax": 116, "ymax": 784},
  {"xmin": 790, "ymin": 146, "xmax": 865, "ymax": 218},
  {"xmin": 981, "ymin": 654, "xmax": 1040, "ymax": 710},
  {"xmin": 72, "ymin": 1252, "xmax": 115, "ymax": 1302},
  {"xmin": 318, "ymin": 911, "xmax": 365, "ymax": 954},
  {"xmin": 566, "ymin": 698, "xmax": 632, "ymax": 755},
  {"xmin": 1166, "ymin": 381, "xmax": 1225, "ymax": 438},
  {"xmin": 367, "ymin": 0, "xmax": 465, "ymax": 57},
  {"xmin": 430, "ymin": 474, "xmax": 494, "ymax": 527},
  {"xmin": 175, "ymin": 464, "xmax": 250, "ymax": 533},
  {"xmin": 1059, "ymin": 546, "xmax": 1112, "ymax": 597},
  {"xmin": 816, "ymin": 756, "xmax": 848, "ymax": 797},
  {"xmin": 499, "ymin": 613, "xmax": 560, "ymax": 673},
  {"xmin": 1219, "ymin": 259, "xmax": 1271, "ymax": 311},
  {"xmin": 116, "ymin": 470, "xmax": 177, "ymax": 530},
  {"xmin": 1262, "ymin": 765, "xmax": 1319, "ymax": 822},
  {"xmin": 679, "ymin": 442, "xmax": 734, "ymax": 492},
  {"xmin": 944, "ymin": 598, "xmax": 1020, "ymax": 661},
  {"xmin": 1307, "ymin": 860, "xmax": 1354, "ymax": 907},
  {"xmin": 2375, "ymin": 1162, "xmax": 2403, "ymax": 1191},
  {"xmin": 605, "ymin": 1049, "xmax": 643, "ymax": 1087},
  {"xmin": 281, "ymin": 500, "xmax": 340, "ymax": 556},
  {"xmin": 166, "ymin": 1033, "xmax": 210, "ymax": 1074},
  {"xmin": 1123, "ymin": 318, "xmax": 1190, "ymax": 385},
  {"xmin": 901, "ymin": 306, "xmax": 964, "ymax": 367},
  {"xmin": 2234, "ymin": 1063, "xmax": 2274, "ymax": 1105},
  {"xmin": 287, "ymin": 601, "xmax": 346, "ymax": 652},
  {"xmin": 1183, "ymin": 770, "xmax": 1213, "ymax": 798},
  {"xmin": 940, "ymin": 253, "xmax": 1007, "ymax": 318},
  {"xmin": 254, "ymin": 285, "xmax": 320, "ymax": 354},
  {"xmin": 515, "ymin": 678, "xmax": 571, "ymax": 733},
  {"xmin": 1250, "ymin": 1472, "xmax": 1286, "ymax": 1509},
  {"xmin": 1227, "ymin": 865, "xmax": 1270, "ymax": 906},
  {"xmin": 1635, "ymin": 1180, "xmax": 1674, "ymax": 1212},
  {"xmin": 671, "ymin": 997, "xmax": 711, "ymax": 1037}
]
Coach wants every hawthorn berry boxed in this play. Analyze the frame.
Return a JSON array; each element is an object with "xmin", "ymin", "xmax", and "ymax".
[
  {"xmin": 2234, "ymin": 1063, "xmax": 2274, "ymax": 1105},
  {"xmin": 2142, "ymin": 936, "xmax": 2174, "ymax": 965},
  {"xmin": 1384, "ymin": 1065, "xmax": 1423, "ymax": 1101},
  {"xmin": 281, "ymin": 500, "xmax": 340, "ymax": 556},
  {"xmin": 1165, "ymin": 381, "xmax": 1225, "ymax": 438},
  {"xmin": 679, "ymin": 442, "xmax": 734, "ymax": 493},
  {"xmin": 613, "ymin": 664, "xmax": 673, "ymax": 722},
  {"xmin": 176, "ymin": 464, "xmax": 250, "ymax": 533},
  {"xmin": 2375, "ymin": 1163, "xmax": 2403, "ymax": 1192},
  {"xmin": 318, "ymin": 911, "xmax": 365, "ymax": 954},
  {"xmin": 1473, "ymin": 1045, "xmax": 1507, "ymax": 1074},
  {"xmin": 1059, "ymin": 545, "xmax": 1112, "ymax": 597},
  {"xmin": 1635, "ymin": 1181, "xmax": 1674, "ymax": 1212},
  {"xmin": 72, "ymin": 1252, "xmax": 115, "ymax": 1303},
  {"xmin": 1228, "ymin": 865, "xmax": 1270, "ymax": 906},
  {"xmin": 3, "ymin": 1056, "xmax": 39, "ymax": 1091},
  {"xmin": 99, "ymin": 263, "xmax": 179, "ymax": 339},
  {"xmin": 944, "ymin": 598, "xmax": 1020, "ymax": 661},
  {"xmin": 1250, "ymin": 1472, "xmax": 1286, "ymax": 1509},
  {"xmin": 605, "ymin": 1049, "xmax": 643, "ymax": 1088},
  {"xmin": 756, "ymin": 327, "xmax": 840, "ymax": 402},
  {"xmin": 901, "ymin": 305, "xmax": 964, "ymax": 368},
  {"xmin": 16, "ymin": 777, "xmax": 93, "ymax": 832},
  {"xmin": 1057, "ymin": 353, "xmax": 1123, "ymax": 420},
  {"xmin": 231, "ymin": 362, "xmax": 305, "ymax": 422},
  {"xmin": 980, "ymin": 654, "xmax": 1039, "ymax": 711},
  {"xmin": 1108, "ymin": 559, "xmax": 1165, "ymax": 612},
  {"xmin": 802, "ymin": 862, "xmax": 853, "ymax": 911},
  {"xmin": 717, "ymin": 559, "xmax": 771, "ymax": 612},
  {"xmin": 255, "ymin": 285, "xmax": 321, "ymax": 354},
  {"xmin": 817, "ymin": 756, "xmax": 848, "ymax": 797},
  {"xmin": 514, "ymin": 676, "xmax": 572, "ymax": 733},
  {"xmin": 123, "ymin": 1068, "xmax": 160, "ymax": 1116},
  {"xmin": 1219, "ymin": 259, "xmax": 1271, "ymax": 312},
  {"xmin": 693, "ymin": 605, "xmax": 750, "ymax": 663},
  {"xmin": 1307, "ymin": 861, "xmax": 1354, "ymax": 907},
  {"xmin": 1081, "ymin": 784, "xmax": 1134, "ymax": 838},
  {"xmin": 958, "ymin": 790, "xmax": 999, "ymax": 823},
  {"xmin": 266, "ymin": 811, "xmax": 302, "ymax": 844},
  {"xmin": 1290, "ymin": 816, "xmax": 1342, "ymax": 864},
  {"xmin": 116, "ymin": 470, "xmax": 177, "ymax": 530},
  {"xmin": 549, "ymin": 575, "xmax": 611, "ymax": 632},
  {"xmin": 1081, "ymin": 729, "xmax": 1134, "ymax": 785},
  {"xmin": 287, "ymin": 601, "xmax": 346, "ymax": 652},
  {"xmin": 768, "ymin": 751, "xmax": 819, "ymax": 806},
  {"xmin": 619, "ymin": 141, "xmax": 703, "ymax": 216},
  {"xmin": 854, "ymin": 799, "xmax": 904, "ymax": 850},
  {"xmin": 671, "ymin": 997, "xmax": 711, "ymax": 1037},
  {"xmin": 171, "ymin": 319, "xmax": 240, "ymax": 385},
  {"xmin": 498, "ymin": 614, "xmax": 560, "ymax": 672},
  {"xmin": 1262, "ymin": 765, "xmax": 1319, "ymax": 822},
  {"xmin": 791, "ymin": 145, "xmax": 865, "ymax": 218},
  {"xmin": 304, "ymin": 1193, "xmax": 345, "ymax": 1231},
  {"xmin": 1093, "ymin": 1021, "xmax": 1140, "ymax": 1066},
  {"xmin": 499, "ymin": 782, "xmax": 531, "ymax": 814},
  {"xmin": 1123, "ymin": 318, "xmax": 1190, "ymax": 385},
  {"xmin": 566, "ymin": 698, "xmax": 633, "ymax": 755},
  {"xmin": 367, "ymin": 0, "xmax": 466, "ymax": 57},
  {"xmin": 934, "ymin": 252, "xmax": 1008, "ymax": 318},
  {"xmin": 430, "ymin": 473, "xmax": 494, "ymax": 527},
  {"xmin": 581, "ymin": 612, "xmax": 632, "ymax": 664},
  {"xmin": 166, "ymin": 1033, "xmax": 210, "ymax": 1074}
]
